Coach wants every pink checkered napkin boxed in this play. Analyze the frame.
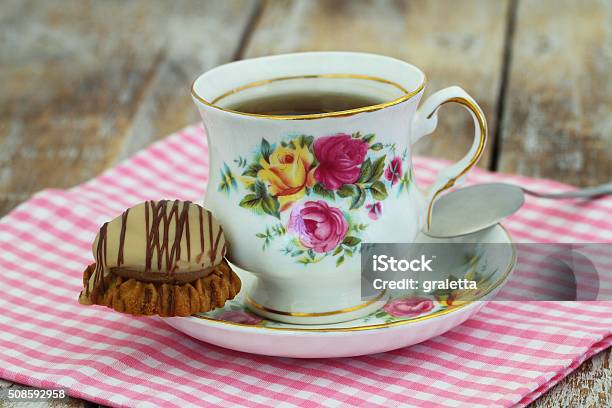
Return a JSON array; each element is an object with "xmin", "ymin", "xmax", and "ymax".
[{"xmin": 0, "ymin": 124, "xmax": 610, "ymax": 408}]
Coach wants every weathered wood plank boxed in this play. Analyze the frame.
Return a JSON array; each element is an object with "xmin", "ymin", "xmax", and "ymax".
[
  {"xmin": 492, "ymin": 0, "xmax": 612, "ymax": 405},
  {"xmin": 530, "ymin": 347, "xmax": 611, "ymax": 408},
  {"xmin": 0, "ymin": 0, "xmax": 259, "ymax": 217},
  {"xmin": 498, "ymin": 0, "xmax": 612, "ymax": 186},
  {"xmin": 243, "ymin": 0, "xmax": 509, "ymax": 168}
]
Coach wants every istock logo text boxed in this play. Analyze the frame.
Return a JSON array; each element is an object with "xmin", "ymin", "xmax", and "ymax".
[{"xmin": 372, "ymin": 255, "xmax": 435, "ymax": 272}]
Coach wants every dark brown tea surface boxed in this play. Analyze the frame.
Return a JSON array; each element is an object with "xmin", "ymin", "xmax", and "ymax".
[{"xmin": 224, "ymin": 91, "xmax": 386, "ymax": 115}]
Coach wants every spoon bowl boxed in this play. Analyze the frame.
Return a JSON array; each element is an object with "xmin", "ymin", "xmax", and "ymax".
[{"xmin": 425, "ymin": 183, "xmax": 524, "ymax": 238}]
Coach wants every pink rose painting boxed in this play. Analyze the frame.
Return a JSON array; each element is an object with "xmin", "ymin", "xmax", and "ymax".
[
  {"xmin": 217, "ymin": 310, "xmax": 263, "ymax": 325},
  {"xmin": 288, "ymin": 200, "xmax": 348, "ymax": 253},
  {"xmin": 313, "ymin": 134, "xmax": 368, "ymax": 190},
  {"xmin": 383, "ymin": 297, "xmax": 434, "ymax": 317},
  {"xmin": 385, "ymin": 156, "xmax": 403, "ymax": 185}
]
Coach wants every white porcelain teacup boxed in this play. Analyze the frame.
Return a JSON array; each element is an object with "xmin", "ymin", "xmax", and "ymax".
[{"xmin": 192, "ymin": 52, "xmax": 487, "ymax": 324}]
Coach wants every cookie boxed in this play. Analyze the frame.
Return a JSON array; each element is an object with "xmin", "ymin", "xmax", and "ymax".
[{"xmin": 78, "ymin": 200, "xmax": 241, "ymax": 316}]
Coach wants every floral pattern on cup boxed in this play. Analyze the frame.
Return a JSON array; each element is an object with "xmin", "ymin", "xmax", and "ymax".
[{"xmin": 219, "ymin": 132, "xmax": 412, "ymax": 265}]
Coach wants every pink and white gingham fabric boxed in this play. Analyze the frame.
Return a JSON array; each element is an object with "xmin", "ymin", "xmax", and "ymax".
[{"xmin": 0, "ymin": 124, "xmax": 610, "ymax": 407}]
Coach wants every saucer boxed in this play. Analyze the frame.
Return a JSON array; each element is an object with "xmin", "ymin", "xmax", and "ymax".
[{"xmin": 162, "ymin": 224, "xmax": 515, "ymax": 358}]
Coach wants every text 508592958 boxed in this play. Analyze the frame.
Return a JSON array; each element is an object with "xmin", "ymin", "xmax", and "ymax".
[{"xmin": 0, "ymin": 388, "xmax": 68, "ymax": 402}]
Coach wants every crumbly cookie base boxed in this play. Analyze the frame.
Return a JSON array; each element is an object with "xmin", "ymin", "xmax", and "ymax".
[{"xmin": 79, "ymin": 260, "xmax": 241, "ymax": 317}]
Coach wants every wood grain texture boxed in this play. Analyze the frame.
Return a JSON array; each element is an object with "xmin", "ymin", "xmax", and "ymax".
[
  {"xmin": 0, "ymin": 0, "xmax": 259, "ymax": 217},
  {"xmin": 498, "ymin": 0, "xmax": 612, "ymax": 403},
  {"xmin": 498, "ymin": 0, "xmax": 612, "ymax": 185},
  {"xmin": 530, "ymin": 348, "xmax": 611, "ymax": 408},
  {"xmin": 243, "ymin": 0, "xmax": 509, "ymax": 168}
]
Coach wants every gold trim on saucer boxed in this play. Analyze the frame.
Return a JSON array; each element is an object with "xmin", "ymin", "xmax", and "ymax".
[
  {"xmin": 191, "ymin": 73, "xmax": 427, "ymax": 120},
  {"xmin": 191, "ymin": 225, "xmax": 516, "ymax": 332},
  {"xmin": 245, "ymin": 289, "xmax": 387, "ymax": 317}
]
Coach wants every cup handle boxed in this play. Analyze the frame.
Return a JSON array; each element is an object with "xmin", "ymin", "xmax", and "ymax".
[{"xmin": 411, "ymin": 86, "xmax": 488, "ymax": 229}]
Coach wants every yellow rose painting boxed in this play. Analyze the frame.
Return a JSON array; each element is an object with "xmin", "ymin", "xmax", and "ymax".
[{"xmin": 257, "ymin": 143, "xmax": 315, "ymax": 211}]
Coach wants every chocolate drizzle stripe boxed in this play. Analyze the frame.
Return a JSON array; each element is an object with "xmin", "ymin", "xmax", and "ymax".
[
  {"xmin": 167, "ymin": 200, "xmax": 179, "ymax": 272},
  {"xmin": 117, "ymin": 208, "xmax": 130, "ymax": 266},
  {"xmin": 145, "ymin": 202, "xmax": 151, "ymax": 271},
  {"xmin": 90, "ymin": 222, "xmax": 109, "ymax": 299},
  {"xmin": 159, "ymin": 201, "xmax": 170, "ymax": 271},
  {"xmin": 185, "ymin": 203, "xmax": 191, "ymax": 261},
  {"xmin": 207, "ymin": 211, "xmax": 213, "ymax": 263},
  {"xmin": 198, "ymin": 206, "xmax": 205, "ymax": 260},
  {"xmin": 212, "ymin": 226, "xmax": 223, "ymax": 265}
]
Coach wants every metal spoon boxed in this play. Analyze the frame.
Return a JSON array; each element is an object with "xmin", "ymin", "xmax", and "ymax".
[{"xmin": 425, "ymin": 182, "xmax": 612, "ymax": 238}]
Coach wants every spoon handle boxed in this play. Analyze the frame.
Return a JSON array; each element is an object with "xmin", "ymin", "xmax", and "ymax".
[{"xmin": 521, "ymin": 182, "xmax": 612, "ymax": 199}]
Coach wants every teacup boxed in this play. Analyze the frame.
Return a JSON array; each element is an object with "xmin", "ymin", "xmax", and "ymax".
[{"xmin": 192, "ymin": 52, "xmax": 487, "ymax": 324}]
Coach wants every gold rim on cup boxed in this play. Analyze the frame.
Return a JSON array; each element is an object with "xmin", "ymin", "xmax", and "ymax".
[{"xmin": 191, "ymin": 73, "xmax": 427, "ymax": 120}]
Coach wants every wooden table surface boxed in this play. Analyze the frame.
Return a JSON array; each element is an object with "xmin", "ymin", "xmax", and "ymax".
[{"xmin": 0, "ymin": 0, "xmax": 610, "ymax": 406}]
